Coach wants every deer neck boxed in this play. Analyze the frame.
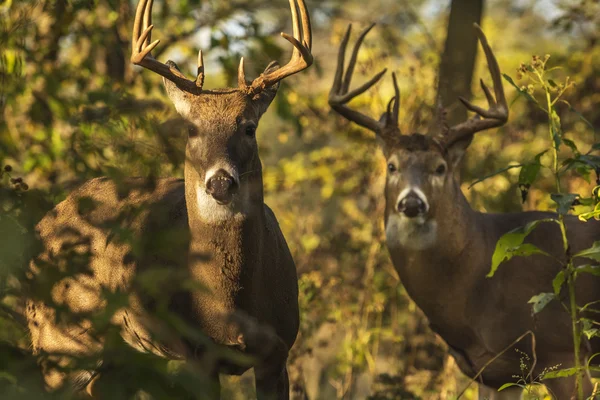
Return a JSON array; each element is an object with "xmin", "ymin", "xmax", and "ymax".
[
  {"xmin": 182, "ymin": 158, "xmax": 266, "ymax": 339},
  {"xmin": 385, "ymin": 182, "xmax": 484, "ymax": 332}
]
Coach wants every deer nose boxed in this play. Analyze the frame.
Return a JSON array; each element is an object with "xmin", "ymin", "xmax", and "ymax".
[
  {"xmin": 397, "ymin": 192, "xmax": 427, "ymax": 218},
  {"xmin": 206, "ymin": 169, "xmax": 238, "ymax": 205}
]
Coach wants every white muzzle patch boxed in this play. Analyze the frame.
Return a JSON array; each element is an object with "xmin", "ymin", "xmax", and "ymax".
[
  {"xmin": 387, "ymin": 186, "xmax": 436, "ymax": 250},
  {"xmin": 195, "ymin": 166, "xmax": 244, "ymax": 224}
]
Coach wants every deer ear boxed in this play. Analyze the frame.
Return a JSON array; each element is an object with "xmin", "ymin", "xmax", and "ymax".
[
  {"xmin": 162, "ymin": 61, "xmax": 192, "ymax": 118},
  {"xmin": 446, "ymin": 136, "xmax": 473, "ymax": 169},
  {"xmin": 254, "ymin": 61, "xmax": 280, "ymax": 116}
]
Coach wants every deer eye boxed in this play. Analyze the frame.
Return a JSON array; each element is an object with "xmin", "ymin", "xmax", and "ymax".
[
  {"xmin": 387, "ymin": 163, "xmax": 397, "ymax": 173},
  {"xmin": 435, "ymin": 164, "xmax": 446, "ymax": 175},
  {"xmin": 245, "ymin": 125, "xmax": 256, "ymax": 138},
  {"xmin": 188, "ymin": 125, "xmax": 199, "ymax": 137}
]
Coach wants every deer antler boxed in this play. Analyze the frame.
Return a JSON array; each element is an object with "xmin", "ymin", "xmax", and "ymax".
[
  {"xmin": 131, "ymin": 0, "xmax": 204, "ymax": 94},
  {"xmin": 328, "ymin": 24, "xmax": 392, "ymax": 134},
  {"xmin": 239, "ymin": 0, "xmax": 313, "ymax": 95},
  {"xmin": 443, "ymin": 24, "xmax": 508, "ymax": 148}
]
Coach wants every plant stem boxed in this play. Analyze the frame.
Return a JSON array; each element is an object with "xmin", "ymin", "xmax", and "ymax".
[{"xmin": 538, "ymin": 69, "xmax": 583, "ymax": 399}]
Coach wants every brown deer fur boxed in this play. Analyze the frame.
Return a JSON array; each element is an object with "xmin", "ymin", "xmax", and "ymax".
[
  {"xmin": 329, "ymin": 24, "xmax": 600, "ymax": 400},
  {"xmin": 26, "ymin": 0, "xmax": 314, "ymax": 394}
]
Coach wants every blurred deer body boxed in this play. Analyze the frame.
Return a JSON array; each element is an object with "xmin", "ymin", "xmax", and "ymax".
[
  {"xmin": 329, "ymin": 24, "xmax": 600, "ymax": 399},
  {"xmin": 26, "ymin": 0, "xmax": 312, "ymax": 398}
]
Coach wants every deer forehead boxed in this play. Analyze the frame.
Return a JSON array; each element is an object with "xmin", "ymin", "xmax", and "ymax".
[
  {"xmin": 390, "ymin": 148, "xmax": 445, "ymax": 168},
  {"xmin": 178, "ymin": 91, "xmax": 262, "ymax": 124}
]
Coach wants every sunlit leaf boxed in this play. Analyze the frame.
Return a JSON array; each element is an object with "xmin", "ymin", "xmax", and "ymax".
[
  {"xmin": 488, "ymin": 219, "xmax": 555, "ymax": 278},
  {"xmin": 503, "ymin": 74, "xmax": 540, "ymax": 107},
  {"xmin": 498, "ymin": 382, "xmax": 523, "ymax": 391},
  {"xmin": 550, "ymin": 193, "xmax": 578, "ymax": 215},
  {"xmin": 543, "ymin": 367, "xmax": 579, "ymax": 379},
  {"xmin": 528, "ymin": 292, "xmax": 555, "ymax": 314},
  {"xmin": 575, "ymin": 241, "xmax": 600, "ymax": 262},
  {"xmin": 552, "ymin": 270, "xmax": 565, "ymax": 295}
]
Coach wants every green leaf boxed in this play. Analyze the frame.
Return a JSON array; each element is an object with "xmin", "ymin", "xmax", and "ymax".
[
  {"xmin": 562, "ymin": 138, "xmax": 578, "ymax": 154},
  {"xmin": 559, "ymin": 99, "xmax": 595, "ymax": 134},
  {"xmin": 502, "ymin": 74, "xmax": 540, "ymax": 106},
  {"xmin": 528, "ymin": 292, "xmax": 555, "ymax": 314},
  {"xmin": 576, "ymin": 264, "xmax": 600, "ymax": 277},
  {"xmin": 519, "ymin": 164, "xmax": 540, "ymax": 187},
  {"xmin": 517, "ymin": 151, "xmax": 547, "ymax": 200},
  {"xmin": 543, "ymin": 367, "xmax": 578, "ymax": 379},
  {"xmin": 550, "ymin": 193, "xmax": 578, "ymax": 215},
  {"xmin": 488, "ymin": 219, "xmax": 554, "ymax": 278},
  {"xmin": 581, "ymin": 318, "xmax": 600, "ymax": 340},
  {"xmin": 498, "ymin": 382, "xmax": 523, "ymax": 391},
  {"xmin": 575, "ymin": 241, "xmax": 600, "ymax": 262},
  {"xmin": 550, "ymin": 108, "xmax": 562, "ymax": 150},
  {"xmin": 548, "ymin": 79, "xmax": 558, "ymax": 88},
  {"xmin": 552, "ymin": 270, "xmax": 565, "ymax": 295}
]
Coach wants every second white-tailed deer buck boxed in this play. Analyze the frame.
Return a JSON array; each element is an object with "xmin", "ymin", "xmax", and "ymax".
[
  {"xmin": 329, "ymin": 24, "xmax": 600, "ymax": 399},
  {"xmin": 25, "ymin": 0, "xmax": 312, "ymax": 398}
]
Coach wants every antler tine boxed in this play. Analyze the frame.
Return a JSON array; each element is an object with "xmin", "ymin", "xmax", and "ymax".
[
  {"xmin": 328, "ymin": 23, "xmax": 387, "ymax": 134},
  {"xmin": 445, "ymin": 23, "xmax": 508, "ymax": 147},
  {"xmin": 341, "ymin": 23, "xmax": 375, "ymax": 93},
  {"xmin": 143, "ymin": 0, "xmax": 153, "ymax": 48},
  {"xmin": 240, "ymin": 0, "xmax": 313, "ymax": 94},
  {"xmin": 297, "ymin": 0, "xmax": 312, "ymax": 49},
  {"xmin": 131, "ymin": 0, "xmax": 204, "ymax": 93},
  {"xmin": 391, "ymin": 72, "xmax": 400, "ymax": 125},
  {"xmin": 330, "ymin": 24, "xmax": 352, "ymax": 98}
]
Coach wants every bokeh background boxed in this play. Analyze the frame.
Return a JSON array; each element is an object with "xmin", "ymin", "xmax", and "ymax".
[{"xmin": 1, "ymin": 0, "xmax": 599, "ymax": 398}]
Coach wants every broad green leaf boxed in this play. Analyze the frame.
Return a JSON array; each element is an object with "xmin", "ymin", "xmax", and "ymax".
[
  {"xmin": 550, "ymin": 193, "xmax": 578, "ymax": 215},
  {"xmin": 578, "ymin": 209, "xmax": 600, "ymax": 222},
  {"xmin": 562, "ymin": 138, "xmax": 578, "ymax": 154},
  {"xmin": 502, "ymin": 74, "xmax": 540, "ymax": 107},
  {"xmin": 528, "ymin": 292, "xmax": 555, "ymax": 314},
  {"xmin": 552, "ymin": 270, "xmax": 565, "ymax": 295},
  {"xmin": 498, "ymin": 382, "xmax": 523, "ymax": 391},
  {"xmin": 576, "ymin": 264, "xmax": 600, "ymax": 277},
  {"xmin": 488, "ymin": 219, "xmax": 554, "ymax": 278},
  {"xmin": 575, "ymin": 241, "xmax": 600, "ymax": 262},
  {"xmin": 578, "ymin": 201, "xmax": 600, "ymax": 222},
  {"xmin": 581, "ymin": 319, "xmax": 600, "ymax": 340},
  {"xmin": 519, "ymin": 164, "xmax": 540, "ymax": 187},
  {"xmin": 584, "ymin": 328, "xmax": 600, "ymax": 340},
  {"xmin": 543, "ymin": 367, "xmax": 578, "ymax": 379},
  {"xmin": 517, "ymin": 151, "xmax": 547, "ymax": 202}
]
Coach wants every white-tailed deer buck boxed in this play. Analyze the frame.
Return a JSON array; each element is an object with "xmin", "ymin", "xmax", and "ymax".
[
  {"xmin": 26, "ymin": 0, "xmax": 312, "ymax": 398},
  {"xmin": 329, "ymin": 23, "xmax": 600, "ymax": 400}
]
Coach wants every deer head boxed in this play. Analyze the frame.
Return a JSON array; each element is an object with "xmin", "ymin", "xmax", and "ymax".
[
  {"xmin": 131, "ymin": 0, "xmax": 312, "ymax": 223},
  {"xmin": 329, "ymin": 23, "xmax": 507, "ymax": 250}
]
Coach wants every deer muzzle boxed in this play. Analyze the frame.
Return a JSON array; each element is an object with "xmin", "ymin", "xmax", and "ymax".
[
  {"xmin": 206, "ymin": 169, "xmax": 238, "ymax": 205},
  {"xmin": 397, "ymin": 191, "xmax": 427, "ymax": 218}
]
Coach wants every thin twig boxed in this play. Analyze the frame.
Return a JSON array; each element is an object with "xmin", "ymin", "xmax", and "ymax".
[{"xmin": 456, "ymin": 330, "xmax": 537, "ymax": 399}]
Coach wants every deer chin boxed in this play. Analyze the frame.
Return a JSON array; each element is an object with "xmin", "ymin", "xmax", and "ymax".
[
  {"xmin": 195, "ymin": 185, "xmax": 246, "ymax": 224},
  {"xmin": 385, "ymin": 213, "xmax": 438, "ymax": 251}
]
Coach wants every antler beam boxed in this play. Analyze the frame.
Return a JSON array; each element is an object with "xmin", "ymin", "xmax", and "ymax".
[
  {"xmin": 328, "ymin": 24, "xmax": 388, "ymax": 134},
  {"xmin": 239, "ymin": 0, "xmax": 313, "ymax": 95},
  {"xmin": 131, "ymin": 0, "xmax": 204, "ymax": 93},
  {"xmin": 444, "ymin": 23, "xmax": 508, "ymax": 147}
]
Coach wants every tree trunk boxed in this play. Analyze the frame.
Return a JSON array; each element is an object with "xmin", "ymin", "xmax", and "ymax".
[{"xmin": 436, "ymin": 0, "xmax": 484, "ymax": 128}]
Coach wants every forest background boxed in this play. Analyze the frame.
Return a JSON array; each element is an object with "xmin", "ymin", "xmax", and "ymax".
[{"xmin": 1, "ymin": 0, "xmax": 599, "ymax": 398}]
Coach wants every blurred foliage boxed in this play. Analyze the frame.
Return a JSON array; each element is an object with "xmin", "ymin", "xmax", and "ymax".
[{"xmin": 1, "ymin": 0, "xmax": 599, "ymax": 399}]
